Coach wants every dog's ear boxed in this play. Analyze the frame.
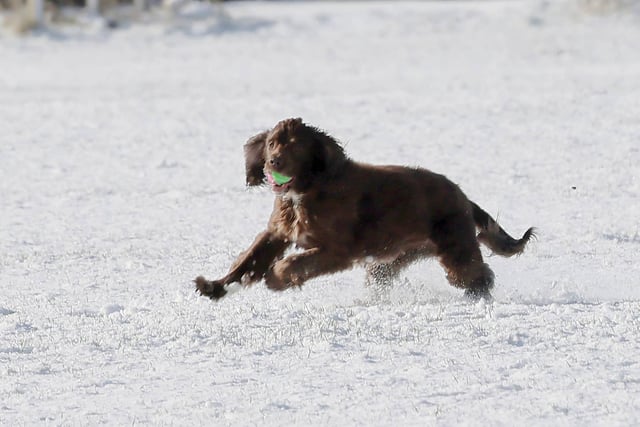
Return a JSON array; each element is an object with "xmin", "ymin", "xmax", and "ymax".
[
  {"xmin": 243, "ymin": 130, "xmax": 269, "ymax": 186},
  {"xmin": 311, "ymin": 131, "xmax": 346, "ymax": 177}
]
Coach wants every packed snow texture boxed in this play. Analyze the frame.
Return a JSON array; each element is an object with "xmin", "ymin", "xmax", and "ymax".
[{"xmin": 1, "ymin": 1, "xmax": 640, "ymax": 425}]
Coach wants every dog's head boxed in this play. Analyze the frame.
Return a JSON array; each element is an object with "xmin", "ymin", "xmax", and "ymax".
[{"xmin": 244, "ymin": 118, "xmax": 347, "ymax": 195}]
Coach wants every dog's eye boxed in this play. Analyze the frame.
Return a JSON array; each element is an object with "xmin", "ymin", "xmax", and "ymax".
[{"xmin": 268, "ymin": 140, "xmax": 276, "ymax": 149}]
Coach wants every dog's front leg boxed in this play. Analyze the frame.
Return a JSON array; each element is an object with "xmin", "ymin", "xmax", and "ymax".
[
  {"xmin": 196, "ymin": 231, "xmax": 289, "ymax": 300},
  {"xmin": 265, "ymin": 248, "xmax": 353, "ymax": 291}
]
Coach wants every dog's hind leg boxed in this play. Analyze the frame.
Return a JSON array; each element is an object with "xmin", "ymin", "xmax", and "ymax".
[
  {"xmin": 432, "ymin": 214, "xmax": 495, "ymax": 300},
  {"xmin": 365, "ymin": 245, "xmax": 437, "ymax": 288},
  {"xmin": 442, "ymin": 259, "xmax": 495, "ymax": 301}
]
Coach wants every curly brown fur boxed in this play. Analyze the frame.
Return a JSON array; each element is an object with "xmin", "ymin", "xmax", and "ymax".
[{"xmin": 196, "ymin": 118, "xmax": 534, "ymax": 301}]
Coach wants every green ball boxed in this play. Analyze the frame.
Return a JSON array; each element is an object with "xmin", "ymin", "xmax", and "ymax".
[{"xmin": 271, "ymin": 171, "xmax": 293, "ymax": 185}]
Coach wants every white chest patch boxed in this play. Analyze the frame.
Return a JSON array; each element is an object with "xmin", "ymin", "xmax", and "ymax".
[
  {"xmin": 283, "ymin": 191, "xmax": 304, "ymax": 205},
  {"xmin": 290, "ymin": 201, "xmax": 314, "ymax": 248}
]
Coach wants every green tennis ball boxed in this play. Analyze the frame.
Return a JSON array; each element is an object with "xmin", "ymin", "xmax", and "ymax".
[{"xmin": 271, "ymin": 171, "xmax": 293, "ymax": 185}]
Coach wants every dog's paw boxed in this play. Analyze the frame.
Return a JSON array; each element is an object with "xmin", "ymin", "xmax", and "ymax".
[
  {"xmin": 194, "ymin": 276, "xmax": 227, "ymax": 300},
  {"xmin": 264, "ymin": 273, "xmax": 287, "ymax": 291},
  {"xmin": 264, "ymin": 265, "xmax": 304, "ymax": 291},
  {"xmin": 463, "ymin": 288, "xmax": 493, "ymax": 303}
]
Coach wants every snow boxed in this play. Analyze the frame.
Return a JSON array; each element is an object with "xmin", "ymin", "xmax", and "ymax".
[{"xmin": 1, "ymin": 0, "xmax": 640, "ymax": 425}]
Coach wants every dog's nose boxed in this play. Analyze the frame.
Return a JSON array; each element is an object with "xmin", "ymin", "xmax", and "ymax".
[{"xmin": 269, "ymin": 157, "xmax": 282, "ymax": 168}]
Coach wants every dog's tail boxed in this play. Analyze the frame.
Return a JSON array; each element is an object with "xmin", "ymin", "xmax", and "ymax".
[{"xmin": 471, "ymin": 202, "xmax": 535, "ymax": 257}]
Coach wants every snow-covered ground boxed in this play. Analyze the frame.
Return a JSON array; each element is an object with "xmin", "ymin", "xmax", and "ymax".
[{"xmin": 1, "ymin": 1, "xmax": 640, "ymax": 425}]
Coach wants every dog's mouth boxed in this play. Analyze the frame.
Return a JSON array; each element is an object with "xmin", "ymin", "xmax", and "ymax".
[{"xmin": 266, "ymin": 170, "xmax": 294, "ymax": 192}]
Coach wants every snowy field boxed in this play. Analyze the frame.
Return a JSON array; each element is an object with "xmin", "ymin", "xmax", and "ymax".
[{"xmin": 2, "ymin": 0, "xmax": 640, "ymax": 425}]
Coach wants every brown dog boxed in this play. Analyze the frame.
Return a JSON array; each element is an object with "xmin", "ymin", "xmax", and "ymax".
[{"xmin": 196, "ymin": 118, "xmax": 534, "ymax": 300}]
